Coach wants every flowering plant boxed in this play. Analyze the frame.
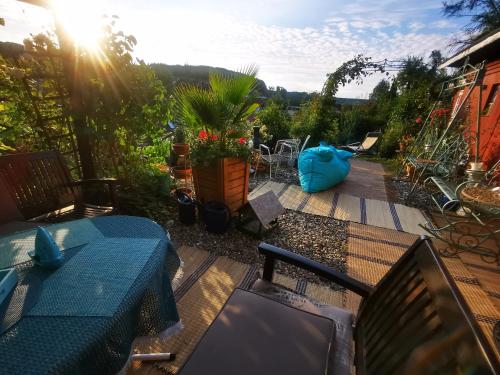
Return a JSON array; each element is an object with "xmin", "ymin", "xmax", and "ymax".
[
  {"xmin": 429, "ymin": 108, "xmax": 450, "ymax": 127},
  {"xmin": 175, "ymin": 68, "xmax": 259, "ymax": 166},
  {"xmin": 399, "ymin": 134, "xmax": 414, "ymax": 146},
  {"xmin": 423, "ymin": 107, "xmax": 450, "ymax": 147}
]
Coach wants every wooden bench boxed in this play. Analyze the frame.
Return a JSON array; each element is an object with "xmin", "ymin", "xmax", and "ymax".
[
  {"xmin": 177, "ymin": 238, "xmax": 499, "ymax": 375},
  {"xmin": 0, "ymin": 151, "xmax": 117, "ymax": 232}
]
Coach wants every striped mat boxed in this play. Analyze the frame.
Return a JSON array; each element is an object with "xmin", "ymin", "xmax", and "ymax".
[{"xmin": 249, "ymin": 181, "xmax": 428, "ymax": 235}]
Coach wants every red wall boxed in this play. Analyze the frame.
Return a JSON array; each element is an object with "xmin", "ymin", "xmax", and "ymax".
[{"xmin": 466, "ymin": 60, "xmax": 500, "ymax": 169}]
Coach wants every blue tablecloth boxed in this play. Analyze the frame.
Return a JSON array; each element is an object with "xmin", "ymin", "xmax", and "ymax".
[
  {"xmin": 0, "ymin": 218, "xmax": 104, "ymax": 269},
  {"xmin": 0, "ymin": 216, "xmax": 180, "ymax": 375}
]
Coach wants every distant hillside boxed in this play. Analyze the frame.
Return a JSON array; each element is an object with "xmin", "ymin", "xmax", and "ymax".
[
  {"xmin": 285, "ymin": 91, "xmax": 313, "ymax": 106},
  {"xmin": 149, "ymin": 63, "xmax": 269, "ymax": 96},
  {"xmin": 335, "ymin": 97, "xmax": 369, "ymax": 106},
  {"xmin": 150, "ymin": 63, "xmax": 368, "ymax": 107}
]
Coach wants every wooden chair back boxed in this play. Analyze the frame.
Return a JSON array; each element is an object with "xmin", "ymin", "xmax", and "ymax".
[
  {"xmin": 0, "ymin": 151, "xmax": 78, "ymax": 220},
  {"xmin": 355, "ymin": 238, "xmax": 498, "ymax": 374}
]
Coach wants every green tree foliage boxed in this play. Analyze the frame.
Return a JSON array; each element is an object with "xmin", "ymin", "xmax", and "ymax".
[
  {"xmin": 290, "ymin": 94, "xmax": 329, "ymax": 144},
  {"xmin": 0, "ymin": 56, "xmax": 35, "ymax": 152},
  {"xmin": 337, "ymin": 79, "xmax": 392, "ymax": 146},
  {"xmin": 267, "ymin": 86, "xmax": 288, "ymax": 107},
  {"xmin": 378, "ymin": 55, "xmax": 444, "ymax": 157},
  {"xmin": 443, "ymin": 0, "xmax": 500, "ymax": 45},
  {"xmin": 1, "ymin": 22, "xmax": 173, "ymax": 218},
  {"xmin": 291, "ymin": 55, "xmax": 384, "ymax": 147},
  {"xmin": 337, "ymin": 102, "xmax": 386, "ymax": 145},
  {"xmin": 254, "ymin": 101, "xmax": 291, "ymax": 146}
]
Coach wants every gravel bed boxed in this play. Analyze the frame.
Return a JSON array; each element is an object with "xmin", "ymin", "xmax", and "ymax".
[
  {"xmin": 166, "ymin": 209, "xmax": 348, "ymax": 288},
  {"xmin": 389, "ymin": 177, "xmax": 434, "ymax": 210}
]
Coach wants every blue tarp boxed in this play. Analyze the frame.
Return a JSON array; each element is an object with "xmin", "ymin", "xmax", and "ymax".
[{"xmin": 298, "ymin": 142, "xmax": 353, "ymax": 193}]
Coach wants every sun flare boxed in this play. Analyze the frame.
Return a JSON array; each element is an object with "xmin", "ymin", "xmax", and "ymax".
[{"xmin": 51, "ymin": 0, "xmax": 105, "ymax": 50}]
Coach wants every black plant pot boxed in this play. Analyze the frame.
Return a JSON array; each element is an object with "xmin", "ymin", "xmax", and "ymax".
[{"xmin": 202, "ymin": 201, "xmax": 230, "ymax": 234}]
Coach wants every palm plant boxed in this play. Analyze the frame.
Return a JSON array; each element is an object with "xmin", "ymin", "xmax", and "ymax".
[{"xmin": 175, "ymin": 67, "xmax": 259, "ymax": 165}]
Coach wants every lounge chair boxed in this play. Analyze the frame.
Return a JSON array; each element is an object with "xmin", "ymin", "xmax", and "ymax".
[
  {"xmin": 177, "ymin": 237, "xmax": 498, "ymax": 375},
  {"xmin": 340, "ymin": 131, "xmax": 381, "ymax": 155}
]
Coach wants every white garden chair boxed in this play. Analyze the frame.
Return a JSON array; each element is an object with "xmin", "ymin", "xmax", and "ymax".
[
  {"xmin": 276, "ymin": 135, "xmax": 311, "ymax": 171},
  {"xmin": 255, "ymin": 144, "xmax": 282, "ymax": 179}
]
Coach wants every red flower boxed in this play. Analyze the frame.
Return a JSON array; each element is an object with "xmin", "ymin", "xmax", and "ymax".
[
  {"xmin": 210, "ymin": 134, "xmax": 218, "ymax": 141},
  {"xmin": 238, "ymin": 137, "xmax": 247, "ymax": 144},
  {"xmin": 415, "ymin": 116, "xmax": 422, "ymax": 124},
  {"xmin": 198, "ymin": 130, "xmax": 208, "ymax": 140}
]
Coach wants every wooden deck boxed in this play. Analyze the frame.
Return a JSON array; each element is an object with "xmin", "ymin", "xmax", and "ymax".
[{"xmin": 329, "ymin": 159, "xmax": 389, "ymax": 201}]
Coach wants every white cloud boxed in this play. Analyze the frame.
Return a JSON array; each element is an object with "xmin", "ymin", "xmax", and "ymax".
[
  {"xmin": 124, "ymin": 9, "xmax": 452, "ymax": 95},
  {"xmin": 409, "ymin": 22, "xmax": 425, "ymax": 31},
  {"xmin": 1, "ymin": 1, "xmax": 459, "ymax": 97},
  {"xmin": 432, "ymin": 20, "xmax": 455, "ymax": 29}
]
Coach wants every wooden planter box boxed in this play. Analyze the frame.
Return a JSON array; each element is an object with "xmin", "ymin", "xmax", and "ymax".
[{"xmin": 193, "ymin": 158, "xmax": 250, "ymax": 214}]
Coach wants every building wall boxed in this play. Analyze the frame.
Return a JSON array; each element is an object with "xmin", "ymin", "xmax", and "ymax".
[{"xmin": 466, "ymin": 60, "xmax": 500, "ymax": 169}]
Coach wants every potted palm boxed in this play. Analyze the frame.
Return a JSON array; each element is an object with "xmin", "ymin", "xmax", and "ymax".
[{"xmin": 175, "ymin": 68, "xmax": 259, "ymax": 214}]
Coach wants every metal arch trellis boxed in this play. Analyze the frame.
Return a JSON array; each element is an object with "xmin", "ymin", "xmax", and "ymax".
[
  {"xmin": 0, "ymin": 41, "xmax": 82, "ymax": 178},
  {"xmin": 399, "ymin": 59, "xmax": 486, "ymax": 199}
]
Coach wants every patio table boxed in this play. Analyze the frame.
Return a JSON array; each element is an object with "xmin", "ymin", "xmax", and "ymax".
[{"xmin": 0, "ymin": 215, "xmax": 180, "ymax": 375}]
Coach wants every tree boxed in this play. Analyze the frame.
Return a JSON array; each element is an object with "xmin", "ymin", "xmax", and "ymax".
[
  {"xmin": 290, "ymin": 94, "xmax": 322, "ymax": 144},
  {"xmin": 369, "ymin": 79, "xmax": 393, "ymax": 101},
  {"xmin": 312, "ymin": 55, "xmax": 384, "ymax": 146},
  {"xmin": 254, "ymin": 101, "xmax": 291, "ymax": 145},
  {"xmin": 377, "ymin": 56, "xmax": 445, "ymax": 157},
  {"xmin": 269, "ymin": 86, "xmax": 288, "ymax": 107},
  {"xmin": 393, "ymin": 56, "xmax": 434, "ymax": 93},
  {"xmin": 443, "ymin": 0, "xmax": 500, "ymax": 45},
  {"xmin": 1, "ymin": 22, "xmax": 171, "ymax": 174},
  {"xmin": 429, "ymin": 50, "xmax": 444, "ymax": 71}
]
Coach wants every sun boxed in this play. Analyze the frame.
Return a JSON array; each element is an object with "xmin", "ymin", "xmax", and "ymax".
[{"xmin": 50, "ymin": 0, "xmax": 105, "ymax": 50}]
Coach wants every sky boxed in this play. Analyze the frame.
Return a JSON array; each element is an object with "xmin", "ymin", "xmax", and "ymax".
[{"xmin": 1, "ymin": 0, "xmax": 468, "ymax": 97}]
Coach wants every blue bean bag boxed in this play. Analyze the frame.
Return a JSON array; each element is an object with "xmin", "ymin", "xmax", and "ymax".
[{"xmin": 298, "ymin": 142, "xmax": 353, "ymax": 193}]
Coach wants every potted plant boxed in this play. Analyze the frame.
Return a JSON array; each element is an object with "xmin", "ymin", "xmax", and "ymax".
[
  {"xmin": 173, "ymin": 127, "xmax": 189, "ymax": 155},
  {"xmin": 175, "ymin": 68, "xmax": 259, "ymax": 214},
  {"xmin": 399, "ymin": 134, "xmax": 413, "ymax": 152}
]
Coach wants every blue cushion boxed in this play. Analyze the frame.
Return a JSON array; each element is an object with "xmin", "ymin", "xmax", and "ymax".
[{"xmin": 298, "ymin": 143, "xmax": 353, "ymax": 193}]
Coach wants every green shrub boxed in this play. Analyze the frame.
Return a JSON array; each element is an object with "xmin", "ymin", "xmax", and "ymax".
[
  {"xmin": 379, "ymin": 120, "xmax": 404, "ymax": 158},
  {"xmin": 118, "ymin": 164, "xmax": 174, "ymax": 222},
  {"xmin": 254, "ymin": 102, "xmax": 291, "ymax": 146},
  {"xmin": 290, "ymin": 95, "xmax": 339, "ymax": 146}
]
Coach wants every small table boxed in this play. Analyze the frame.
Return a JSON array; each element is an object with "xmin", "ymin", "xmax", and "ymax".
[
  {"xmin": 0, "ymin": 216, "xmax": 180, "ymax": 375},
  {"xmin": 178, "ymin": 289, "xmax": 335, "ymax": 375}
]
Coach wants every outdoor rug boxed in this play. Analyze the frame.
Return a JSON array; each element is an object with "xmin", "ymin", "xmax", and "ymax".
[{"xmin": 249, "ymin": 181, "xmax": 428, "ymax": 235}]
